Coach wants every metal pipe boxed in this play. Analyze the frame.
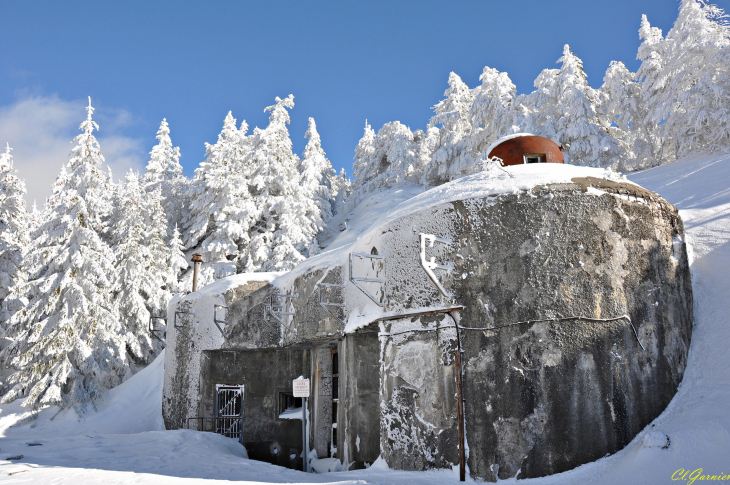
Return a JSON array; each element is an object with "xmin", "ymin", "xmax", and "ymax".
[
  {"xmin": 454, "ymin": 327, "xmax": 466, "ymax": 481},
  {"xmin": 191, "ymin": 253, "xmax": 203, "ymax": 292}
]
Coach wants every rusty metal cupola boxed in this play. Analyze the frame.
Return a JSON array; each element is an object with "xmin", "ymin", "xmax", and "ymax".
[{"xmin": 488, "ymin": 134, "xmax": 564, "ymax": 166}]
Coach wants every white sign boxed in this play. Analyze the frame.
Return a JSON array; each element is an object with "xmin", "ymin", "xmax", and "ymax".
[{"xmin": 293, "ymin": 378, "xmax": 310, "ymax": 398}]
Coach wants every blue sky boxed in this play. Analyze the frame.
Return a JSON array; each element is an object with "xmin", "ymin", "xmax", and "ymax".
[{"xmin": 2, "ymin": 0, "xmax": 727, "ymax": 203}]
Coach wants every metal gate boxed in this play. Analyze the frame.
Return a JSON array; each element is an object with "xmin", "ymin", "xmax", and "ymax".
[{"xmin": 215, "ymin": 385, "xmax": 244, "ymax": 442}]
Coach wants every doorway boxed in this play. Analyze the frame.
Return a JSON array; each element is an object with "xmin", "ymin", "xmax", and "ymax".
[{"xmin": 215, "ymin": 384, "xmax": 244, "ymax": 443}]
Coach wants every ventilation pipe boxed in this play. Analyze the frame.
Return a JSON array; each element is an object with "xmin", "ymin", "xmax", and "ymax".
[{"xmin": 191, "ymin": 253, "xmax": 203, "ymax": 292}]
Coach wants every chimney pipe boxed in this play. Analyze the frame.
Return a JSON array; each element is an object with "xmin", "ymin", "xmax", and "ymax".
[{"xmin": 191, "ymin": 253, "xmax": 203, "ymax": 292}]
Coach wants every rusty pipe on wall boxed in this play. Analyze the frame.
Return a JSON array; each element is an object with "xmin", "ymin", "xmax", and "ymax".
[{"xmin": 191, "ymin": 253, "xmax": 203, "ymax": 292}]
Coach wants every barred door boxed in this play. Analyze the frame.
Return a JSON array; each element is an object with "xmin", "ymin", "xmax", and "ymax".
[{"xmin": 215, "ymin": 385, "xmax": 244, "ymax": 442}]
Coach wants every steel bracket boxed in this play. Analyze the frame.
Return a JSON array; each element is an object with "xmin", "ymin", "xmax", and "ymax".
[
  {"xmin": 420, "ymin": 233, "xmax": 453, "ymax": 297},
  {"xmin": 213, "ymin": 304, "xmax": 233, "ymax": 339},
  {"xmin": 318, "ymin": 282, "xmax": 346, "ymax": 325},
  {"xmin": 349, "ymin": 252, "xmax": 387, "ymax": 306},
  {"xmin": 174, "ymin": 311, "xmax": 195, "ymax": 343},
  {"xmin": 264, "ymin": 293, "xmax": 298, "ymax": 334}
]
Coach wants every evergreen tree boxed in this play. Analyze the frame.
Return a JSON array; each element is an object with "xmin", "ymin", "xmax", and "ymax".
[
  {"xmin": 144, "ymin": 119, "xmax": 187, "ymax": 234},
  {"xmin": 468, "ymin": 67, "xmax": 517, "ymax": 153},
  {"xmin": 109, "ymin": 172, "xmax": 168, "ymax": 366},
  {"xmin": 168, "ymin": 224, "xmax": 188, "ymax": 292},
  {"xmin": 635, "ymin": 14, "xmax": 671, "ymax": 164},
  {"xmin": 0, "ymin": 144, "xmax": 29, "ymax": 328},
  {"xmin": 348, "ymin": 121, "xmax": 421, "ymax": 212},
  {"xmin": 0, "ymin": 99, "xmax": 126, "ymax": 410},
  {"xmin": 423, "ymin": 73, "xmax": 475, "ymax": 183},
  {"xmin": 242, "ymin": 95, "xmax": 317, "ymax": 272},
  {"xmin": 529, "ymin": 45, "xmax": 623, "ymax": 167},
  {"xmin": 300, "ymin": 117, "xmax": 335, "ymax": 227},
  {"xmin": 655, "ymin": 0, "xmax": 730, "ymax": 157},
  {"xmin": 184, "ymin": 111, "xmax": 253, "ymax": 266},
  {"xmin": 601, "ymin": 61, "xmax": 655, "ymax": 170}
]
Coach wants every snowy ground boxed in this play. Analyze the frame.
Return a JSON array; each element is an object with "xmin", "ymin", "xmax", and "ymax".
[{"xmin": 1, "ymin": 152, "xmax": 729, "ymax": 484}]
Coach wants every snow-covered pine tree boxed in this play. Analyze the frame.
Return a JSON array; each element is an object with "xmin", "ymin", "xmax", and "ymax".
[
  {"xmin": 184, "ymin": 111, "xmax": 253, "ymax": 267},
  {"xmin": 422, "ymin": 72, "xmax": 474, "ymax": 183},
  {"xmin": 635, "ymin": 13, "xmax": 672, "ymax": 165},
  {"xmin": 0, "ymin": 144, "xmax": 29, "ymax": 328},
  {"xmin": 168, "ymin": 224, "xmax": 188, "ymax": 293},
  {"xmin": 653, "ymin": 0, "xmax": 730, "ymax": 157},
  {"xmin": 1, "ymin": 99, "xmax": 127, "ymax": 410},
  {"xmin": 109, "ymin": 171, "xmax": 169, "ymax": 367},
  {"xmin": 300, "ymin": 117, "xmax": 335, "ymax": 228},
  {"xmin": 347, "ymin": 121, "xmax": 421, "ymax": 212},
  {"xmin": 467, "ymin": 67, "xmax": 518, "ymax": 154},
  {"xmin": 601, "ymin": 61, "xmax": 657, "ymax": 170},
  {"xmin": 144, "ymin": 119, "xmax": 187, "ymax": 234},
  {"xmin": 529, "ymin": 45, "xmax": 623, "ymax": 167},
  {"xmin": 242, "ymin": 95, "xmax": 318, "ymax": 272},
  {"xmin": 330, "ymin": 168, "xmax": 352, "ymax": 219}
]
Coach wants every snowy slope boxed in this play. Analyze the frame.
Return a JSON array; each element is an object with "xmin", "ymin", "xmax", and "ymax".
[{"xmin": 1, "ymin": 152, "xmax": 729, "ymax": 484}]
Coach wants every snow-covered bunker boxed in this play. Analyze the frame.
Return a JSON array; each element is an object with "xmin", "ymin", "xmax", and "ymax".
[{"xmin": 162, "ymin": 163, "xmax": 692, "ymax": 481}]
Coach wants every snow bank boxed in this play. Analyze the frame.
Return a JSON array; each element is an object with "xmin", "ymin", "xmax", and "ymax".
[{"xmin": 0, "ymin": 350, "xmax": 166, "ymax": 438}]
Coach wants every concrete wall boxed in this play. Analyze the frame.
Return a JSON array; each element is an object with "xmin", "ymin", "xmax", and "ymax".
[
  {"xmin": 199, "ymin": 348, "xmax": 310, "ymax": 469},
  {"xmin": 164, "ymin": 177, "xmax": 692, "ymax": 481},
  {"xmin": 379, "ymin": 313, "xmax": 460, "ymax": 470},
  {"xmin": 339, "ymin": 327, "xmax": 381, "ymax": 469}
]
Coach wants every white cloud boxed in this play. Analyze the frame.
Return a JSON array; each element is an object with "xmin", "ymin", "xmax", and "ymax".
[{"xmin": 0, "ymin": 95, "xmax": 146, "ymax": 206}]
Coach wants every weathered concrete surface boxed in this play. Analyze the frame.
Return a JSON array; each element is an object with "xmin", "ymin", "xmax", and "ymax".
[
  {"xmin": 164, "ymin": 175, "xmax": 691, "ymax": 480},
  {"xmin": 379, "ymin": 313, "xmax": 460, "ymax": 470},
  {"xmin": 339, "ymin": 328, "xmax": 381, "ymax": 469},
  {"xmin": 162, "ymin": 280, "xmax": 272, "ymax": 431},
  {"xmin": 366, "ymin": 178, "xmax": 690, "ymax": 479},
  {"xmin": 199, "ymin": 348, "xmax": 309, "ymax": 469}
]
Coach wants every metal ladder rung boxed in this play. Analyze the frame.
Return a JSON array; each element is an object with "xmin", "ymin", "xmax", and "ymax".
[{"xmin": 351, "ymin": 277, "xmax": 385, "ymax": 283}]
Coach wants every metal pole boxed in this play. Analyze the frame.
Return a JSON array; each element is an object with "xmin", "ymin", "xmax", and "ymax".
[
  {"xmin": 191, "ymin": 253, "xmax": 202, "ymax": 292},
  {"xmin": 455, "ymin": 347, "xmax": 466, "ymax": 482},
  {"xmin": 302, "ymin": 396, "xmax": 308, "ymax": 472}
]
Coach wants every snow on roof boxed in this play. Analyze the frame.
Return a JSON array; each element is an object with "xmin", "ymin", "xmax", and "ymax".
[
  {"xmin": 484, "ymin": 132, "xmax": 534, "ymax": 156},
  {"xmin": 274, "ymin": 163, "xmax": 630, "ymax": 289},
  {"xmin": 182, "ymin": 271, "xmax": 284, "ymax": 300}
]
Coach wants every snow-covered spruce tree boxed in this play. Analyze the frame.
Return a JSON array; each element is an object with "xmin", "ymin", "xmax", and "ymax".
[
  {"xmin": 330, "ymin": 168, "xmax": 352, "ymax": 220},
  {"xmin": 0, "ymin": 99, "xmax": 127, "ymax": 410},
  {"xmin": 298, "ymin": 117, "xmax": 335, "ymax": 246},
  {"xmin": 242, "ymin": 95, "xmax": 319, "ymax": 272},
  {"xmin": 528, "ymin": 45, "xmax": 624, "ymax": 167},
  {"xmin": 467, "ymin": 67, "xmax": 518, "ymax": 152},
  {"xmin": 423, "ymin": 66, "xmax": 519, "ymax": 185},
  {"xmin": 184, "ymin": 111, "xmax": 253, "ymax": 267},
  {"xmin": 422, "ymin": 72, "xmax": 474, "ymax": 184},
  {"xmin": 601, "ymin": 61, "xmax": 657, "ymax": 170},
  {"xmin": 635, "ymin": 14, "xmax": 672, "ymax": 166},
  {"xmin": 0, "ymin": 144, "xmax": 29, "ymax": 328},
  {"xmin": 652, "ymin": 0, "xmax": 730, "ymax": 157},
  {"xmin": 144, "ymin": 119, "xmax": 187, "ymax": 234},
  {"xmin": 168, "ymin": 224, "xmax": 188, "ymax": 293},
  {"xmin": 108, "ymin": 171, "xmax": 169, "ymax": 367},
  {"xmin": 348, "ymin": 120, "xmax": 422, "ymax": 213}
]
